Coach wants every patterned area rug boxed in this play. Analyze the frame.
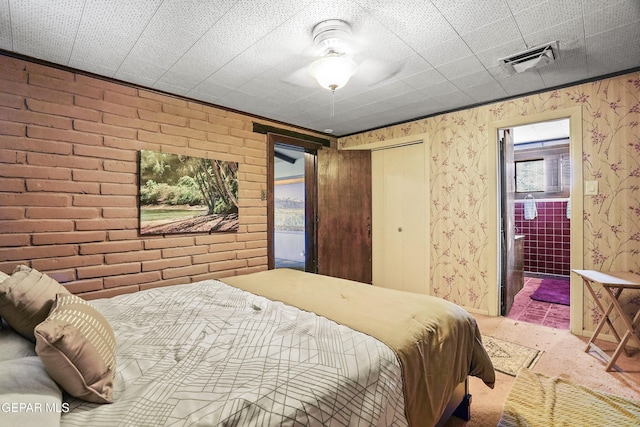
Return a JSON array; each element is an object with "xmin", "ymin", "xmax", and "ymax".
[
  {"xmin": 530, "ymin": 278, "xmax": 570, "ymax": 305},
  {"xmin": 484, "ymin": 336, "xmax": 542, "ymax": 377},
  {"xmin": 498, "ymin": 368, "xmax": 640, "ymax": 426}
]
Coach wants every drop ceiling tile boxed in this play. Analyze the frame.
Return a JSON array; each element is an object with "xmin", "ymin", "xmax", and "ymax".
[
  {"xmin": 152, "ymin": 79, "xmax": 194, "ymax": 98},
  {"xmin": 436, "ymin": 55, "xmax": 485, "ymax": 81},
  {"xmin": 351, "ymin": 20, "xmax": 416, "ymax": 61},
  {"xmin": 222, "ymin": 56, "xmax": 271, "ymax": 82},
  {"xmin": 347, "ymin": 102, "xmax": 392, "ymax": 121},
  {"xmin": 357, "ymin": 0, "xmax": 458, "ymax": 51},
  {"xmin": 540, "ymin": 62, "xmax": 589, "ymax": 88},
  {"xmin": 581, "ymin": 0, "xmax": 636, "ymax": 14},
  {"xmin": 383, "ymin": 89, "xmax": 433, "ymax": 107},
  {"xmin": 157, "ymin": 44, "xmax": 234, "ymax": 93},
  {"xmin": 462, "ymin": 16, "xmax": 522, "ymax": 53},
  {"xmin": 399, "ymin": 99, "xmax": 448, "ymax": 119},
  {"xmin": 220, "ymin": 90, "xmax": 281, "ymax": 113},
  {"xmin": 450, "ymin": 69, "xmax": 497, "ymax": 90},
  {"xmin": 241, "ymin": 74, "xmax": 316, "ymax": 103},
  {"xmin": 366, "ymin": 79, "xmax": 416, "ymax": 102},
  {"xmin": 0, "ymin": 0, "xmax": 11, "ymax": 51},
  {"xmin": 586, "ymin": 35, "xmax": 640, "ymax": 77},
  {"xmin": 9, "ymin": 0, "xmax": 84, "ymax": 65},
  {"xmin": 584, "ymin": 0, "xmax": 640, "ymax": 37},
  {"xmin": 332, "ymin": 96, "xmax": 365, "ymax": 113},
  {"xmin": 388, "ymin": 54, "xmax": 435, "ymax": 80},
  {"xmin": 347, "ymin": 88, "xmax": 390, "ymax": 107},
  {"xmin": 159, "ymin": 0, "xmax": 311, "ymax": 94},
  {"xmin": 497, "ymin": 71, "xmax": 545, "ymax": 96},
  {"xmin": 115, "ymin": 0, "xmax": 237, "ymax": 84},
  {"xmin": 585, "ymin": 19, "xmax": 640, "ymax": 56},
  {"xmin": 234, "ymin": 77, "xmax": 278, "ymax": 99},
  {"xmin": 116, "ymin": 67, "xmax": 162, "ymax": 89},
  {"xmin": 505, "ymin": 0, "xmax": 548, "ymax": 13},
  {"xmin": 365, "ymin": 106, "xmax": 418, "ymax": 125},
  {"xmin": 430, "ymin": 90, "xmax": 475, "ymax": 110},
  {"xmin": 419, "ymin": 80, "xmax": 459, "ymax": 98},
  {"xmin": 419, "ymin": 36, "xmax": 473, "ymax": 68},
  {"xmin": 68, "ymin": 1, "xmax": 163, "ymax": 75},
  {"xmin": 183, "ymin": 79, "xmax": 230, "ymax": 103},
  {"xmin": 522, "ymin": 16, "xmax": 584, "ymax": 49},
  {"xmin": 439, "ymin": 0, "xmax": 512, "ymax": 34},
  {"xmin": 514, "ymin": 1, "xmax": 583, "ymax": 36},
  {"xmin": 463, "ymin": 80, "xmax": 509, "ymax": 103},
  {"xmin": 190, "ymin": 67, "xmax": 247, "ymax": 96},
  {"xmin": 400, "ymin": 68, "xmax": 448, "ymax": 91}
]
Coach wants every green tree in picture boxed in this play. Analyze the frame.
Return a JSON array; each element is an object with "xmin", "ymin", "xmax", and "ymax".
[
  {"xmin": 139, "ymin": 150, "xmax": 239, "ymax": 234},
  {"xmin": 140, "ymin": 150, "xmax": 238, "ymax": 215}
]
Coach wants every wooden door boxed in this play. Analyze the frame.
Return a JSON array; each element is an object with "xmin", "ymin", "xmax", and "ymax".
[
  {"xmin": 317, "ymin": 149, "xmax": 372, "ymax": 283},
  {"xmin": 500, "ymin": 129, "xmax": 517, "ymax": 315}
]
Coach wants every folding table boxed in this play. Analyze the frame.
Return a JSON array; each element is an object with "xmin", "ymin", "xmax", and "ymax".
[{"xmin": 572, "ymin": 269, "xmax": 640, "ymax": 371}]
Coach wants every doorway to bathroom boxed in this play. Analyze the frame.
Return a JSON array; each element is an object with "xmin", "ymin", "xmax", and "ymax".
[{"xmin": 499, "ymin": 118, "xmax": 571, "ymax": 329}]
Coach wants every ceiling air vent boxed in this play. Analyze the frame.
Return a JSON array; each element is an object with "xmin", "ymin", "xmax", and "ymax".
[{"xmin": 498, "ymin": 41, "xmax": 559, "ymax": 75}]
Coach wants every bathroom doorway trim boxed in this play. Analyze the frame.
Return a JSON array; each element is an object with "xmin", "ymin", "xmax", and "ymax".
[{"xmin": 488, "ymin": 106, "xmax": 584, "ymax": 336}]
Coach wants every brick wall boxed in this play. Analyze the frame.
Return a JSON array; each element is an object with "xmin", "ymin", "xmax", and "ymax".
[{"xmin": 0, "ymin": 54, "xmax": 328, "ymax": 299}]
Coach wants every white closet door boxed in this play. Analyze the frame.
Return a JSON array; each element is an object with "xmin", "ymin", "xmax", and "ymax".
[{"xmin": 372, "ymin": 143, "xmax": 427, "ymax": 294}]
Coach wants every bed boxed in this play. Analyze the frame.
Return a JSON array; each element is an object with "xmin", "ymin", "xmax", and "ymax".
[{"xmin": 0, "ymin": 266, "xmax": 495, "ymax": 427}]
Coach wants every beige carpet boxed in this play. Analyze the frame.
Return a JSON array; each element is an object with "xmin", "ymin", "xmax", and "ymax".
[
  {"xmin": 498, "ymin": 368, "xmax": 640, "ymax": 426},
  {"xmin": 444, "ymin": 314, "xmax": 640, "ymax": 427}
]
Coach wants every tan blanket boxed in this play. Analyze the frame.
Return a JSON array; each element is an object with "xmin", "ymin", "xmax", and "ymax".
[
  {"xmin": 223, "ymin": 269, "xmax": 495, "ymax": 427},
  {"xmin": 498, "ymin": 368, "xmax": 640, "ymax": 426}
]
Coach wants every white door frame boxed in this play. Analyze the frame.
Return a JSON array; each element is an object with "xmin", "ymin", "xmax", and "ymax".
[{"xmin": 488, "ymin": 106, "xmax": 584, "ymax": 336}]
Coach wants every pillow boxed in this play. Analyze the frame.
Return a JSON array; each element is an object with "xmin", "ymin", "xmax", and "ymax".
[
  {"xmin": 35, "ymin": 293, "xmax": 116, "ymax": 404},
  {"xmin": 0, "ymin": 319, "xmax": 36, "ymax": 361},
  {"xmin": 0, "ymin": 265, "xmax": 70, "ymax": 341},
  {"xmin": 0, "ymin": 270, "xmax": 9, "ymax": 283},
  {"xmin": 0, "ymin": 356, "xmax": 64, "ymax": 426}
]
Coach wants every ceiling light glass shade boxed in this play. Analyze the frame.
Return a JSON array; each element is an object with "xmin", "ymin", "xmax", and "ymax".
[{"xmin": 308, "ymin": 54, "xmax": 357, "ymax": 91}]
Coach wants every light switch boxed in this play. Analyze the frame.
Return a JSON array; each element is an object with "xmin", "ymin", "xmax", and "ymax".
[{"xmin": 585, "ymin": 180, "xmax": 598, "ymax": 195}]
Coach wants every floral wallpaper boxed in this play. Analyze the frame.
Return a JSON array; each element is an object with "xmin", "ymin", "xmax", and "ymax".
[{"xmin": 339, "ymin": 71, "xmax": 640, "ymax": 337}]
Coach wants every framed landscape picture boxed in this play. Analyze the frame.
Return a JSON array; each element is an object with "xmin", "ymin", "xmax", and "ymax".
[{"xmin": 139, "ymin": 150, "xmax": 239, "ymax": 235}]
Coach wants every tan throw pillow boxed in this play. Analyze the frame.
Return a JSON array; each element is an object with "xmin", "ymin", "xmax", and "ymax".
[
  {"xmin": 0, "ymin": 265, "xmax": 70, "ymax": 341},
  {"xmin": 35, "ymin": 293, "xmax": 116, "ymax": 404}
]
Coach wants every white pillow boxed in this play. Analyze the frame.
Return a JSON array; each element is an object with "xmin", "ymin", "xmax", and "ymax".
[
  {"xmin": 0, "ymin": 271, "xmax": 9, "ymax": 283},
  {"xmin": 0, "ymin": 319, "xmax": 36, "ymax": 361},
  {"xmin": 0, "ymin": 356, "xmax": 64, "ymax": 426}
]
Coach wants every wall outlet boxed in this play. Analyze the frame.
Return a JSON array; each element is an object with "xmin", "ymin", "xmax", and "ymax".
[{"xmin": 585, "ymin": 180, "xmax": 598, "ymax": 195}]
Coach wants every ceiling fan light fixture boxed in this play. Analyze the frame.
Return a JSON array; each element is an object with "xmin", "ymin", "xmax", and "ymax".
[{"xmin": 308, "ymin": 53, "xmax": 357, "ymax": 91}]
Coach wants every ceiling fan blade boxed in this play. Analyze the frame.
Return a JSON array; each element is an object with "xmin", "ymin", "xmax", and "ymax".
[
  {"xmin": 351, "ymin": 58, "xmax": 401, "ymax": 87},
  {"xmin": 281, "ymin": 65, "xmax": 318, "ymax": 89}
]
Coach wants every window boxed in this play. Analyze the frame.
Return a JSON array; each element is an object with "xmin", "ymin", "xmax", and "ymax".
[
  {"xmin": 514, "ymin": 143, "xmax": 570, "ymax": 198},
  {"xmin": 515, "ymin": 159, "xmax": 544, "ymax": 192}
]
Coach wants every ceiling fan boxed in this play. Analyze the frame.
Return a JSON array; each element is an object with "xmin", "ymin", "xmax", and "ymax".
[
  {"xmin": 284, "ymin": 19, "xmax": 399, "ymax": 93},
  {"xmin": 307, "ymin": 19, "xmax": 358, "ymax": 91}
]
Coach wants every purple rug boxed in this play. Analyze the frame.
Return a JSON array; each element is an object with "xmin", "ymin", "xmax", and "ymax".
[{"xmin": 530, "ymin": 279, "xmax": 570, "ymax": 305}]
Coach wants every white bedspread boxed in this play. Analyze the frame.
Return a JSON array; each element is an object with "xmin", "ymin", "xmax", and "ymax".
[{"xmin": 60, "ymin": 280, "xmax": 408, "ymax": 426}]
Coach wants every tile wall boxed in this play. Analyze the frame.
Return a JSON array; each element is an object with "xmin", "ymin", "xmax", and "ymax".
[{"xmin": 515, "ymin": 199, "xmax": 571, "ymax": 277}]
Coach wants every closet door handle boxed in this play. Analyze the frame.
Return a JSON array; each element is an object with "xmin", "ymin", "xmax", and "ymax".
[{"xmin": 398, "ymin": 227, "xmax": 403, "ymax": 232}]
